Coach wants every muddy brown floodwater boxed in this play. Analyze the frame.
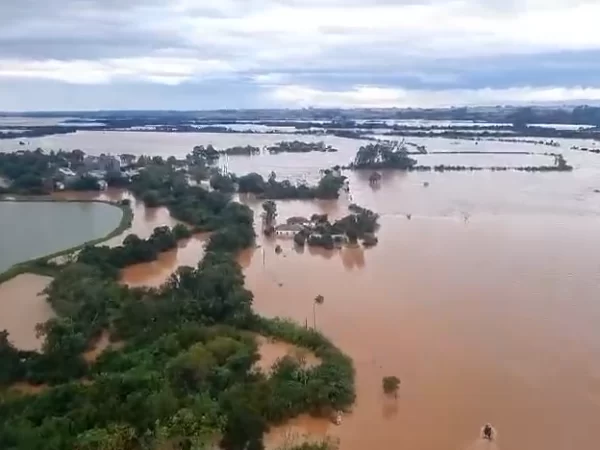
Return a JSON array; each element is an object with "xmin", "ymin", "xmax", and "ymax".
[
  {"xmin": 0, "ymin": 273, "xmax": 54, "ymax": 351},
  {"xmin": 25, "ymin": 142, "xmax": 600, "ymax": 450}
]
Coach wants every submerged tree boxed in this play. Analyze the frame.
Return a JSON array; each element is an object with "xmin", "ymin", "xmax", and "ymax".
[
  {"xmin": 262, "ymin": 200, "xmax": 277, "ymax": 226},
  {"xmin": 353, "ymin": 142, "xmax": 416, "ymax": 170},
  {"xmin": 313, "ymin": 295, "xmax": 325, "ymax": 329},
  {"xmin": 382, "ymin": 376, "xmax": 401, "ymax": 398}
]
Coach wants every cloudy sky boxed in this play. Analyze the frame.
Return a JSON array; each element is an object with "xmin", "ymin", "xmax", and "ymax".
[{"xmin": 1, "ymin": 0, "xmax": 600, "ymax": 110}]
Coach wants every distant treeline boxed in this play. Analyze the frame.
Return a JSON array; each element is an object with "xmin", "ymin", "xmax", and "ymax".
[
  {"xmin": 0, "ymin": 126, "xmax": 77, "ymax": 140},
  {"xmin": 6, "ymin": 105, "xmax": 600, "ymax": 125},
  {"xmin": 3, "ymin": 107, "xmax": 600, "ymax": 141}
]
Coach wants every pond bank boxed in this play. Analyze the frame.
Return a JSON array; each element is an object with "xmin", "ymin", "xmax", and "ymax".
[{"xmin": 0, "ymin": 197, "xmax": 132, "ymax": 283}]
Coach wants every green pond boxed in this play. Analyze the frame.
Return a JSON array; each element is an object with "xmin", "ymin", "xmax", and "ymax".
[{"xmin": 0, "ymin": 201, "xmax": 122, "ymax": 273}]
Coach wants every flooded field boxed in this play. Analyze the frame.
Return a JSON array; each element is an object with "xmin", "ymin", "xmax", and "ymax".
[
  {"xmin": 0, "ymin": 274, "xmax": 54, "ymax": 351},
  {"xmin": 2, "ymin": 130, "xmax": 600, "ymax": 450}
]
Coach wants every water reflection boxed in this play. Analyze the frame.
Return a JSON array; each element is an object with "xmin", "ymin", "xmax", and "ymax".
[{"xmin": 340, "ymin": 247, "xmax": 365, "ymax": 271}]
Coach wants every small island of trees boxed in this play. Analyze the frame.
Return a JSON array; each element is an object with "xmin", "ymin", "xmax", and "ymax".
[
  {"xmin": 275, "ymin": 204, "xmax": 380, "ymax": 250},
  {"xmin": 351, "ymin": 142, "xmax": 417, "ymax": 170},
  {"xmin": 382, "ymin": 376, "xmax": 401, "ymax": 398},
  {"xmin": 349, "ymin": 141, "xmax": 573, "ymax": 172},
  {"xmin": 267, "ymin": 141, "xmax": 338, "ymax": 154}
]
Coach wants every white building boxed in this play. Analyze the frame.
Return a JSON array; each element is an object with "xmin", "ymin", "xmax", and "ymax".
[{"xmin": 275, "ymin": 223, "xmax": 304, "ymax": 237}]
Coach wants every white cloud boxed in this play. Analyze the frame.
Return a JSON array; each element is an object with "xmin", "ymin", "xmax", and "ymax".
[
  {"xmin": 1, "ymin": 0, "xmax": 600, "ymax": 107},
  {"xmin": 270, "ymin": 84, "xmax": 600, "ymax": 108},
  {"xmin": 2, "ymin": 0, "xmax": 600, "ymax": 81},
  {"xmin": 0, "ymin": 57, "xmax": 234, "ymax": 84}
]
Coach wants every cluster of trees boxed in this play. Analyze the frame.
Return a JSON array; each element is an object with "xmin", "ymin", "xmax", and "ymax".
[
  {"xmin": 189, "ymin": 144, "xmax": 261, "ymax": 160},
  {"xmin": 77, "ymin": 225, "xmax": 192, "ymax": 277},
  {"xmin": 262, "ymin": 201, "xmax": 277, "ymax": 235},
  {"xmin": 129, "ymin": 168, "xmax": 257, "ymax": 253},
  {"xmin": 267, "ymin": 141, "xmax": 338, "ymax": 154},
  {"xmin": 0, "ymin": 149, "xmax": 356, "ymax": 447},
  {"xmin": 0, "ymin": 246, "xmax": 354, "ymax": 450},
  {"xmin": 135, "ymin": 148, "xmax": 346, "ymax": 201},
  {"xmin": 352, "ymin": 142, "xmax": 417, "ymax": 170},
  {"xmin": 0, "ymin": 148, "xmax": 131, "ymax": 194},
  {"xmin": 190, "ymin": 145, "xmax": 220, "ymax": 163},
  {"xmin": 294, "ymin": 206, "xmax": 380, "ymax": 250},
  {"xmin": 0, "ymin": 149, "xmax": 82, "ymax": 194},
  {"xmin": 223, "ymin": 145, "xmax": 261, "ymax": 156},
  {"xmin": 235, "ymin": 171, "xmax": 346, "ymax": 200},
  {"xmin": 350, "ymin": 141, "xmax": 573, "ymax": 173},
  {"xmin": 382, "ymin": 376, "xmax": 401, "ymax": 398}
]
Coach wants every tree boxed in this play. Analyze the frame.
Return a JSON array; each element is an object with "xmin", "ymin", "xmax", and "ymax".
[
  {"xmin": 189, "ymin": 163, "xmax": 209, "ymax": 184},
  {"xmin": 142, "ymin": 190, "xmax": 161, "ymax": 207},
  {"xmin": 210, "ymin": 173, "xmax": 236, "ymax": 193},
  {"xmin": 262, "ymin": 200, "xmax": 277, "ymax": 227},
  {"xmin": 237, "ymin": 173, "xmax": 266, "ymax": 194},
  {"xmin": 315, "ymin": 174, "xmax": 345, "ymax": 199},
  {"xmin": 293, "ymin": 231, "xmax": 306, "ymax": 247},
  {"xmin": 167, "ymin": 343, "xmax": 217, "ymax": 391},
  {"xmin": 172, "ymin": 223, "xmax": 192, "ymax": 241},
  {"xmin": 313, "ymin": 295, "xmax": 324, "ymax": 329},
  {"xmin": 345, "ymin": 229, "xmax": 358, "ymax": 245},
  {"xmin": 382, "ymin": 376, "xmax": 401, "ymax": 397},
  {"xmin": 353, "ymin": 142, "xmax": 416, "ymax": 170}
]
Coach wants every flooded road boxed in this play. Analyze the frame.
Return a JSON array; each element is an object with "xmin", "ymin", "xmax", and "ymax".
[{"xmin": 4, "ymin": 131, "xmax": 600, "ymax": 449}]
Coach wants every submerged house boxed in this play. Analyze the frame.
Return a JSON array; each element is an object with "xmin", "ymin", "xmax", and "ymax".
[
  {"xmin": 84, "ymin": 154, "xmax": 121, "ymax": 172},
  {"xmin": 275, "ymin": 223, "xmax": 305, "ymax": 237},
  {"xmin": 286, "ymin": 216, "xmax": 311, "ymax": 226},
  {"xmin": 56, "ymin": 167, "xmax": 78, "ymax": 187}
]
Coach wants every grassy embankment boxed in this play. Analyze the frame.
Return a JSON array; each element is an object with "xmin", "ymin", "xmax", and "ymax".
[{"xmin": 0, "ymin": 197, "xmax": 133, "ymax": 284}]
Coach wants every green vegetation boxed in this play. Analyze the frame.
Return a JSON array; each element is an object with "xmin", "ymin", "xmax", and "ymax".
[
  {"xmin": 0, "ymin": 177, "xmax": 355, "ymax": 450},
  {"xmin": 267, "ymin": 141, "xmax": 338, "ymax": 154},
  {"xmin": 351, "ymin": 142, "xmax": 417, "ymax": 170},
  {"xmin": 313, "ymin": 295, "xmax": 324, "ymax": 329},
  {"xmin": 262, "ymin": 200, "xmax": 277, "ymax": 236},
  {"xmin": 235, "ymin": 171, "xmax": 345, "ymax": 200},
  {"xmin": 0, "ymin": 149, "xmax": 80, "ymax": 195},
  {"xmin": 292, "ymin": 205, "xmax": 379, "ymax": 250},
  {"xmin": 350, "ymin": 141, "xmax": 573, "ymax": 172},
  {"xmin": 191, "ymin": 144, "xmax": 261, "ymax": 158},
  {"xmin": 77, "ymin": 225, "xmax": 191, "ymax": 277},
  {"xmin": 223, "ymin": 145, "xmax": 261, "ymax": 156},
  {"xmin": 210, "ymin": 173, "xmax": 237, "ymax": 193},
  {"xmin": 382, "ymin": 376, "xmax": 401, "ymax": 397}
]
